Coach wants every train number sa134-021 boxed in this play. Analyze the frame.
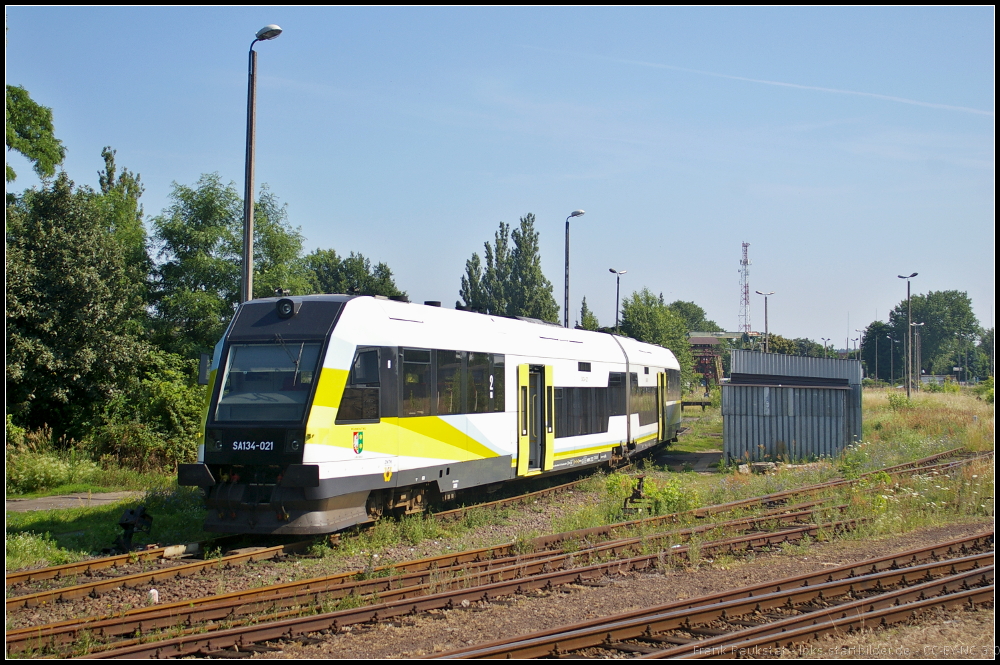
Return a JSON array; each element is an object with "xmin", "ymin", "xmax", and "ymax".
[{"xmin": 231, "ymin": 440, "xmax": 275, "ymax": 452}]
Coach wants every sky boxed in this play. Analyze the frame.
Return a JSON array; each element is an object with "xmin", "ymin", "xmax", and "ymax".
[{"xmin": 6, "ymin": 7, "xmax": 995, "ymax": 348}]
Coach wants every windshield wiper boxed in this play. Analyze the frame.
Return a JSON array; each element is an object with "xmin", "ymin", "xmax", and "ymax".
[{"xmin": 274, "ymin": 334, "xmax": 306, "ymax": 386}]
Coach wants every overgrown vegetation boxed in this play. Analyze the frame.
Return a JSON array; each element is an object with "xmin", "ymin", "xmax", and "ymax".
[{"xmin": 5, "ymin": 487, "xmax": 208, "ymax": 570}]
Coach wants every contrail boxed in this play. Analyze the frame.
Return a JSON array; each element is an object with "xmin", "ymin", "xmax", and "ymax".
[{"xmin": 525, "ymin": 46, "xmax": 994, "ymax": 117}]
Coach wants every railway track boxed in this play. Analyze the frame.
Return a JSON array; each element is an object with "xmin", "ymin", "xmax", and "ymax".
[
  {"xmin": 4, "ymin": 464, "xmax": 612, "ymax": 594},
  {"xmin": 5, "ymin": 446, "xmax": 987, "ymax": 658},
  {"xmin": 31, "ymin": 516, "xmax": 867, "ymax": 658},
  {"xmin": 436, "ymin": 532, "xmax": 994, "ymax": 658},
  {"xmin": 5, "ymin": 443, "xmax": 974, "ymax": 594},
  {"xmin": 5, "ymin": 539, "xmax": 315, "ymax": 609},
  {"xmin": 6, "ymin": 499, "xmax": 841, "ymax": 657}
]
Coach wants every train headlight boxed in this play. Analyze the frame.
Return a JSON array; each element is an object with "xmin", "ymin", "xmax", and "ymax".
[
  {"xmin": 206, "ymin": 431, "xmax": 223, "ymax": 452},
  {"xmin": 276, "ymin": 298, "xmax": 299, "ymax": 319},
  {"xmin": 285, "ymin": 431, "xmax": 304, "ymax": 452}
]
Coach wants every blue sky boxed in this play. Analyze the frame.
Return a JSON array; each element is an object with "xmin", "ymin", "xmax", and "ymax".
[{"xmin": 6, "ymin": 7, "xmax": 994, "ymax": 347}]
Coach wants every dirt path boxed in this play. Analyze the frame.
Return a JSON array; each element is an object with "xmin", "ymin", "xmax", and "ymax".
[{"xmin": 5, "ymin": 492, "xmax": 142, "ymax": 513}]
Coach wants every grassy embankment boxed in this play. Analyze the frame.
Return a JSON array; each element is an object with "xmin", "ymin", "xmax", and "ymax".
[{"xmin": 549, "ymin": 388, "xmax": 993, "ymax": 546}]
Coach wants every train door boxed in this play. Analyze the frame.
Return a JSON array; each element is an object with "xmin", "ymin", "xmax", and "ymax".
[
  {"xmin": 657, "ymin": 371, "xmax": 666, "ymax": 442},
  {"xmin": 517, "ymin": 364, "xmax": 554, "ymax": 475}
]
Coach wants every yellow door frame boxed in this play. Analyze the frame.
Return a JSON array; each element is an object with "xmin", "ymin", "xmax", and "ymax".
[
  {"xmin": 543, "ymin": 365, "xmax": 555, "ymax": 471},
  {"xmin": 517, "ymin": 363, "xmax": 555, "ymax": 475},
  {"xmin": 517, "ymin": 364, "xmax": 530, "ymax": 475},
  {"xmin": 657, "ymin": 371, "xmax": 665, "ymax": 442}
]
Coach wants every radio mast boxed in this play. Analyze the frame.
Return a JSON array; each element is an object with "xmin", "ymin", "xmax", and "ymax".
[{"xmin": 739, "ymin": 242, "xmax": 752, "ymax": 335}]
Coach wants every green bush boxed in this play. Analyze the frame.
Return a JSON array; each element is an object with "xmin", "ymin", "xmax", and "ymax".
[
  {"xmin": 644, "ymin": 476, "xmax": 699, "ymax": 515},
  {"xmin": 87, "ymin": 349, "xmax": 205, "ymax": 470},
  {"xmin": 6, "ymin": 531, "xmax": 83, "ymax": 570},
  {"xmin": 887, "ymin": 391, "xmax": 912, "ymax": 411},
  {"xmin": 973, "ymin": 377, "xmax": 994, "ymax": 404},
  {"xmin": 709, "ymin": 386, "xmax": 722, "ymax": 409},
  {"xmin": 5, "ymin": 414, "xmax": 26, "ymax": 448},
  {"xmin": 6, "ymin": 450, "xmax": 99, "ymax": 494}
]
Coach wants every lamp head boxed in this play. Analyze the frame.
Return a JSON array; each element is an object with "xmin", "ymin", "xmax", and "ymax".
[
  {"xmin": 897, "ymin": 273, "xmax": 918, "ymax": 279},
  {"xmin": 569, "ymin": 209, "xmax": 585, "ymax": 218},
  {"xmin": 256, "ymin": 25, "xmax": 283, "ymax": 40}
]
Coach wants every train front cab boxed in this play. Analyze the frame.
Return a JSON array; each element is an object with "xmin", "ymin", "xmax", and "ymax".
[{"xmin": 178, "ymin": 296, "xmax": 365, "ymax": 535}]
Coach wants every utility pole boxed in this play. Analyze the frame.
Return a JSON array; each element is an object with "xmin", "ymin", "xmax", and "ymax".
[{"xmin": 898, "ymin": 273, "xmax": 918, "ymax": 398}]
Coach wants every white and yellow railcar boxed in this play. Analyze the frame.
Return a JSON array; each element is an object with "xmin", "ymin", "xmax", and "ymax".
[{"xmin": 179, "ymin": 295, "xmax": 682, "ymax": 534}]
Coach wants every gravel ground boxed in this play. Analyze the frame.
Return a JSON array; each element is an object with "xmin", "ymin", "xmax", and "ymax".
[
  {"xmin": 251, "ymin": 520, "xmax": 994, "ymax": 660},
  {"xmin": 6, "ymin": 482, "xmax": 992, "ymax": 658},
  {"xmin": 4, "ymin": 485, "xmax": 602, "ymax": 629}
]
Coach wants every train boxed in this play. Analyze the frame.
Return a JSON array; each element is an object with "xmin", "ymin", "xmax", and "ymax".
[{"xmin": 178, "ymin": 294, "xmax": 683, "ymax": 535}]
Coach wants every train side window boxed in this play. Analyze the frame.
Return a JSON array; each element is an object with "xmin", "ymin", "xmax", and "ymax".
[
  {"xmin": 467, "ymin": 352, "xmax": 491, "ymax": 414},
  {"xmin": 608, "ymin": 372, "xmax": 626, "ymax": 416},
  {"xmin": 351, "ymin": 350, "xmax": 379, "ymax": 385},
  {"xmin": 668, "ymin": 369, "xmax": 681, "ymax": 402},
  {"xmin": 401, "ymin": 348, "xmax": 432, "ymax": 417},
  {"xmin": 337, "ymin": 348, "xmax": 380, "ymax": 423},
  {"xmin": 492, "ymin": 354, "xmax": 505, "ymax": 412},
  {"xmin": 437, "ymin": 350, "xmax": 464, "ymax": 415}
]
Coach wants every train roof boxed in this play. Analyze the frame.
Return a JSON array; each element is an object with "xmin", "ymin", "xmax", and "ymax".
[{"xmin": 235, "ymin": 294, "xmax": 679, "ymax": 369}]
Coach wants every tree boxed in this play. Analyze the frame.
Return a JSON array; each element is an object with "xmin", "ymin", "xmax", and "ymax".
[
  {"xmin": 858, "ymin": 321, "xmax": 894, "ymax": 383},
  {"xmin": 509, "ymin": 214, "xmax": 559, "ymax": 322},
  {"xmin": 300, "ymin": 248, "xmax": 405, "ymax": 298},
  {"xmin": 6, "ymin": 85, "xmax": 66, "ymax": 183},
  {"xmin": 620, "ymin": 288, "xmax": 694, "ymax": 388},
  {"xmin": 579, "ymin": 296, "xmax": 600, "ymax": 330},
  {"xmin": 151, "ymin": 174, "xmax": 306, "ymax": 357},
  {"xmin": 6, "ymin": 173, "xmax": 149, "ymax": 436},
  {"xmin": 458, "ymin": 214, "xmax": 559, "ymax": 322},
  {"xmin": 250, "ymin": 185, "xmax": 309, "ymax": 298},
  {"xmin": 96, "ymin": 147, "xmax": 150, "ymax": 294},
  {"xmin": 763, "ymin": 333, "xmax": 797, "ymax": 355},
  {"xmin": 789, "ymin": 338, "xmax": 826, "ymax": 358},
  {"xmin": 887, "ymin": 290, "xmax": 980, "ymax": 379},
  {"xmin": 667, "ymin": 300, "xmax": 721, "ymax": 333}
]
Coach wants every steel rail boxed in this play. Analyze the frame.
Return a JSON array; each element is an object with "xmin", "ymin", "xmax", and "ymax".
[
  {"xmin": 530, "ymin": 450, "xmax": 984, "ymax": 551},
  {"xmin": 6, "ymin": 501, "xmax": 834, "ymax": 655},
  {"xmin": 435, "ymin": 531, "xmax": 994, "ymax": 658},
  {"xmin": 444, "ymin": 552, "xmax": 994, "ymax": 659},
  {"xmin": 3, "ymin": 445, "xmax": 973, "ymax": 591},
  {"xmin": 685, "ymin": 585, "xmax": 995, "ymax": 659},
  {"xmin": 642, "ymin": 573, "xmax": 995, "ymax": 658},
  {"xmin": 79, "ymin": 520, "xmax": 861, "ymax": 658},
  {"xmin": 3, "ymin": 533, "xmax": 256, "ymax": 588},
  {"xmin": 571, "ymin": 565, "xmax": 997, "ymax": 659},
  {"xmin": 5, "ymin": 448, "xmax": 982, "ymax": 652},
  {"xmin": 5, "ymin": 540, "xmax": 313, "ymax": 609}
]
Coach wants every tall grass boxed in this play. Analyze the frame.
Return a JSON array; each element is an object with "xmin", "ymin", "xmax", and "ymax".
[{"xmin": 5, "ymin": 487, "xmax": 208, "ymax": 571}]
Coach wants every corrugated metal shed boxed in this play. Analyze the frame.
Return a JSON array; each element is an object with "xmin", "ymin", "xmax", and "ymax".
[{"xmin": 723, "ymin": 351, "xmax": 862, "ymax": 462}]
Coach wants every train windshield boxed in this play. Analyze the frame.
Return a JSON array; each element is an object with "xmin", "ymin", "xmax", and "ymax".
[{"xmin": 215, "ymin": 341, "xmax": 323, "ymax": 422}]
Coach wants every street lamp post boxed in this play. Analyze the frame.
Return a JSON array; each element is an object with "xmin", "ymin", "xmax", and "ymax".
[
  {"xmin": 564, "ymin": 210, "xmax": 585, "ymax": 328},
  {"xmin": 855, "ymin": 328, "xmax": 865, "ymax": 370},
  {"xmin": 755, "ymin": 291, "xmax": 774, "ymax": 353},
  {"xmin": 911, "ymin": 322, "xmax": 925, "ymax": 391},
  {"xmin": 887, "ymin": 336, "xmax": 898, "ymax": 386},
  {"xmin": 897, "ymin": 273, "xmax": 918, "ymax": 398},
  {"xmin": 609, "ymin": 268, "xmax": 626, "ymax": 333},
  {"xmin": 821, "ymin": 338, "xmax": 830, "ymax": 358},
  {"xmin": 242, "ymin": 24, "xmax": 283, "ymax": 304}
]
